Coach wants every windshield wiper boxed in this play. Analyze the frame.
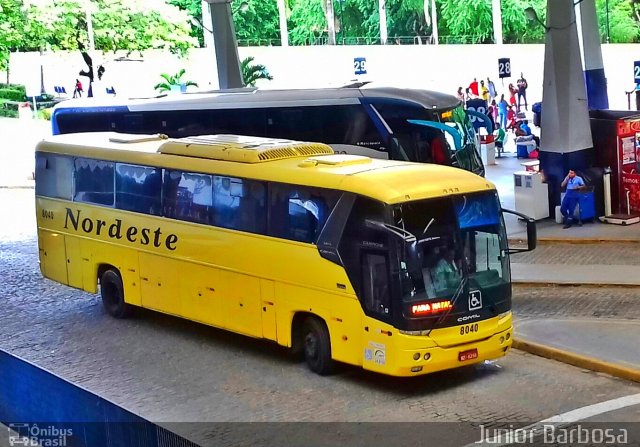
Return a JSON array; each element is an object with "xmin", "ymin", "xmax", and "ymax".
[{"xmin": 434, "ymin": 277, "xmax": 467, "ymax": 328}]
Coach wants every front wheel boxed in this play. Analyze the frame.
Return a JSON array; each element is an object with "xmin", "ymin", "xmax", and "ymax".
[
  {"xmin": 302, "ymin": 317, "xmax": 334, "ymax": 375},
  {"xmin": 100, "ymin": 269, "xmax": 132, "ymax": 318}
]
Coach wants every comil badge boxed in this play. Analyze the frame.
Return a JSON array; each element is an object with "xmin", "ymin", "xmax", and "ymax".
[{"xmin": 468, "ymin": 290, "xmax": 482, "ymax": 311}]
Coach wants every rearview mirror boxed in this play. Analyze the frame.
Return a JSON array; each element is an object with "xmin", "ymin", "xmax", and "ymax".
[{"xmin": 501, "ymin": 208, "xmax": 537, "ymax": 253}]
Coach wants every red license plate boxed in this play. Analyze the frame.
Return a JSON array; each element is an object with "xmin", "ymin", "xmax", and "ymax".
[{"xmin": 458, "ymin": 349, "xmax": 478, "ymax": 362}]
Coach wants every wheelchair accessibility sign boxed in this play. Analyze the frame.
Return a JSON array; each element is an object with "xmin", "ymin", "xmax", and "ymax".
[{"xmin": 468, "ymin": 290, "xmax": 482, "ymax": 311}]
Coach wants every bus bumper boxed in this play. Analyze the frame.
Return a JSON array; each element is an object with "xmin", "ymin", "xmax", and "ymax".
[{"xmin": 389, "ymin": 326, "xmax": 513, "ymax": 377}]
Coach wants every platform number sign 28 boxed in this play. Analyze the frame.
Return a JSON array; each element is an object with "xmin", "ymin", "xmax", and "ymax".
[
  {"xmin": 634, "ymin": 61, "xmax": 640, "ymax": 84},
  {"xmin": 354, "ymin": 57, "xmax": 367, "ymax": 75},
  {"xmin": 498, "ymin": 57, "xmax": 511, "ymax": 79}
]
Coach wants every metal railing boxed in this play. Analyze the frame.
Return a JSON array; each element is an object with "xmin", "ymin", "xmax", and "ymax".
[{"xmin": 237, "ymin": 35, "xmax": 499, "ymax": 46}]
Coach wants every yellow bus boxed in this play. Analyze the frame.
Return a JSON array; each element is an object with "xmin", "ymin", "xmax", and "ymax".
[{"xmin": 35, "ymin": 133, "xmax": 535, "ymax": 377}]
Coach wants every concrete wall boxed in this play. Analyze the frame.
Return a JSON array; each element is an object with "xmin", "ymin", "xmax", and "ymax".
[{"xmin": 8, "ymin": 43, "xmax": 640, "ymax": 110}]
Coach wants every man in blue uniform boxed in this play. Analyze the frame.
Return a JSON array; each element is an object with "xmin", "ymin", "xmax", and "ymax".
[{"xmin": 561, "ymin": 169, "xmax": 585, "ymax": 228}]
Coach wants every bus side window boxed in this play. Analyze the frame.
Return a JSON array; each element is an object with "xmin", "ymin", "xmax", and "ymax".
[
  {"xmin": 73, "ymin": 158, "xmax": 115, "ymax": 206},
  {"xmin": 162, "ymin": 171, "xmax": 213, "ymax": 225},
  {"xmin": 115, "ymin": 164, "xmax": 162, "ymax": 215},
  {"xmin": 35, "ymin": 153, "xmax": 73, "ymax": 200},
  {"xmin": 269, "ymin": 184, "xmax": 339, "ymax": 243}
]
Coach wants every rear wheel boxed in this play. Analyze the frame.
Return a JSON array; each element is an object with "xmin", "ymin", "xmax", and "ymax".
[
  {"xmin": 302, "ymin": 317, "xmax": 334, "ymax": 375},
  {"xmin": 100, "ymin": 269, "xmax": 132, "ymax": 318}
]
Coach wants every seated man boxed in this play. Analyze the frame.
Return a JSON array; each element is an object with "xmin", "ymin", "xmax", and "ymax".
[
  {"xmin": 433, "ymin": 247, "xmax": 461, "ymax": 292},
  {"xmin": 560, "ymin": 169, "xmax": 586, "ymax": 229}
]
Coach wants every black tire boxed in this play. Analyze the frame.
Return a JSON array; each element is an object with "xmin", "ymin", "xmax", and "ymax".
[
  {"xmin": 302, "ymin": 317, "xmax": 334, "ymax": 375},
  {"xmin": 100, "ymin": 269, "xmax": 132, "ymax": 319}
]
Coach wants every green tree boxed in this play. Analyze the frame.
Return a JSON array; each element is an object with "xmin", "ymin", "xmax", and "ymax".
[
  {"xmin": 233, "ymin": 0, "xmax": 280, "ymax": 44},
  {"xmin": 13, "ymin": 0, "xmax": 196, "ymax": 56},
  {"xmin": 241, "ymin": 56, "xmax": 273, "ymax": 86},
  {"xmin": 501, "ymin": 0, "xmax": 545, "ymax": 44},
  {"xmin": 0, "ymin": 0, "xmax": 26, "ymax": 74},
  {"xmin": 597, "ymin": 0, "xmax": 639, "ymax": 43}
]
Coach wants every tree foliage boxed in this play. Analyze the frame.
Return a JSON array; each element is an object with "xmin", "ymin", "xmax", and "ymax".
[
  {"xmin": 1, "ymin": 0, "xmax": 196, "ymax": 73},
  {"xmin": 597, "ymin": 0, "xmax": 639, "ymax": 43},
  {"xmin": 241, "ymin": 56, "xmax": 273, "ymax": 86}
]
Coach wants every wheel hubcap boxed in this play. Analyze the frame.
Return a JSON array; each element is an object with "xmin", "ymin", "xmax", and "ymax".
[{"xmin": 304, "ymin": 332, "xmax": 318, "ymax": 361}]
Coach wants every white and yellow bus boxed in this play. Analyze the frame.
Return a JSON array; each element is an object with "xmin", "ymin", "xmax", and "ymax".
[{"xmin": 35, "ymin": 133, "xmax": 535, "ymax": 377}]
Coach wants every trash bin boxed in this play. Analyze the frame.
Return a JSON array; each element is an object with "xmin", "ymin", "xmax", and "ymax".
[{"xmin": 532, "ymin": 102, "xmax": 542, "ymax": 127}]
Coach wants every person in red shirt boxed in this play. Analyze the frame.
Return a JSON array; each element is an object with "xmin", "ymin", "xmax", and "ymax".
[
  {"xmin": 469, "ymin": 78, "xmax": 479, "ymax": 97},
  {"xmin": 430, "ymin": 132, "xmax": 451, "ymax": 165},
  {"xmin": 506, "ymin": 106, "xmax": 517, "ymax": 132},
  {"xmin": 508, "ymin": 83, "xmax": 517, "ymax": 106}
]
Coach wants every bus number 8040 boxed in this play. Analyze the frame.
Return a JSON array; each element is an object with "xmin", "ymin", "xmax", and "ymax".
[{"xmin": 460, "ymin": 323, "xmax": 479, "ymax": 335}]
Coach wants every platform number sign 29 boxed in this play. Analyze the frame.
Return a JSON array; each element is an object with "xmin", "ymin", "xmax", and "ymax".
[
  {"xmin": 634, "ymin": 61, "xmax": 640, "ymax": 84},
  {"xmin": 498, "ymin": 57, "xmax": 511, "ymax": 79},
  {"xmin": 354, "ymin": 57, "xmax": 367, "ymax": 75}
]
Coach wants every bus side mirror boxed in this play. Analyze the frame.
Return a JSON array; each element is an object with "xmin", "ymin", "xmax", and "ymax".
[{"xmin": 501, "ymin": 208, "xmax": 537, "ymax": 253}]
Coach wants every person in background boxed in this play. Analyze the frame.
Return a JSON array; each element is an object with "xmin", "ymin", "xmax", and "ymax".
[
  {"xmin": 73, "ymin": 79, "xmax": 83, "ymax": 98},
  {"xmin": 494, "ymin": 126, "xmax": 506, "ymax": 156},
  {"xmin": 469, "ymin": 78, "xmax": 479, "ymax": 97},
  {"xmin": 465, "ymin": 87, "xmax": 473, "ymax": 102},
  {"xmin": 480, "ymin": 80, "xmax": 490, "ymax": 101},
  {"xmin": 506, "ymin": 105, "xmax": 517, "ymax": 132},
  {"xmin": 487, "ymin": 77, "xmax": 497, "ymax": 100},
  {"xmin": 456, "ymin": 87, "xmax": 465, "ymax": 102},
  {"xmin": 517, "ymin": 72, "xmax": 529, "ymax": 111},
  {"xmin": 508, "ymin": 83, "xmax": 517, "ymax": 107},
  {"xmin": 560, "ymin": 170, "xmax": 586, "ymax": 229},
  {"xmin": 498, "ymin": 94, "xmax": 508, "ymax": 130},
  {"xmin": 489, "ymin": 99, "xmax": 498, "ymax": 126}
]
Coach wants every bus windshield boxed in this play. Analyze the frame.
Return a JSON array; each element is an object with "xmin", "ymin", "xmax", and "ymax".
[
  {"xmin": 375, "ymin": 103, "xmax": 484, "ymax": 177},
  {"xmin": 391, "ymin": 192, "xmax": 509, "ymax": 326}
]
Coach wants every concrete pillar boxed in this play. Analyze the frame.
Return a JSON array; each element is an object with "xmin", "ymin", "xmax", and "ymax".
[
  {"xmin": 577, "ymin": 0, "xmax": 609, "ymax": 109},
  {"xmin": 204, "ymin": 0, "xmax": 244, "ymax": 89},
  {"xmin": 539, "ymin": 0, "xmax": 594, "ymax": 212},
  {"xmin": 492, "ymin": 0, "xmax": 503, "ymax": 45}
]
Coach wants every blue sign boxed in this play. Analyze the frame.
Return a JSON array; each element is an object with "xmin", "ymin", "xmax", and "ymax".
[
  {"xmin": 465, "ymin": 98, "xmax": 489, "ymax": 131},
  {"xmin": 354, "ymin": 57, "xmax": 367, "ymax": 75},
  {"xmin": 634, "ymin": 61, "xmax": 640, "ymax": 84}
]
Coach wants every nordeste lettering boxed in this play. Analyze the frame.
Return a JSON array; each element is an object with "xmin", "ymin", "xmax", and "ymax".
[{"xmin": 64, "ymin": 208, "xmax": 178, "ymax": 250}]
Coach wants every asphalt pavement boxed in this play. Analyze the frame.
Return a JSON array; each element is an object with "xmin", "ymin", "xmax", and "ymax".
[{"xmin": 2, "ymin": 116, "xmax": 640, "ymax": 394}]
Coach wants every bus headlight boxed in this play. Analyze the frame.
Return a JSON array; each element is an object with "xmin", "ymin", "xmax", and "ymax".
[{"xmin": 413, "ymin": 353, "xmax": 420, "ymax": 361}]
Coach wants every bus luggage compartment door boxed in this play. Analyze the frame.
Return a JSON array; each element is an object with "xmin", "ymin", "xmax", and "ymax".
[
  {"xmin": 260, "ymin": 279, "xmax": 277, "ymax": 341},
  {"xmin": 64, "ymin": 235, "xmax": 83, "ymax": 289},
  {"xmin": 38, "ymin": 230, "xmax": 68, "ymax": 285}
]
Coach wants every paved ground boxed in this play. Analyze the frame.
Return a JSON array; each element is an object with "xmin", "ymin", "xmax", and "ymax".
[{"xmin": 2, "ymin": 188, "xmax": 640, "ymax": 446}]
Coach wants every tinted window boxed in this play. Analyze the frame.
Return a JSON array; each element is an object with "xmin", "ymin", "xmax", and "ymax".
[
  {"xmin": 163, "ymin": 171, "xmax": 213, "ymax": 225},
  {"xmin": 74, "ymin": 158, "xmax": 114, "ymax": 206},
  {"xmin": 35, "ymin": 153, "xmax": 73, "ymax": 200},
  {"xmin": 157, "ymin": 110, "xmax": 214, "ymax": 138},
  {"xmin": 213, "ymin": 176, "xmax": 266, "ymax": 234},
  {"xmin": 270, "ymin": 184, "xmax": 339, "ymax": 243},
  {"xmin": 162, "ymin": 171, "xmax": 267, "ymax": 233},
  {"xmin": 208, "ymin": 109, "xmax": 267, "ymax": 136},
  {"xmin": 115, "ymin": 164, "xmax": 162, "ymax": 215}
]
